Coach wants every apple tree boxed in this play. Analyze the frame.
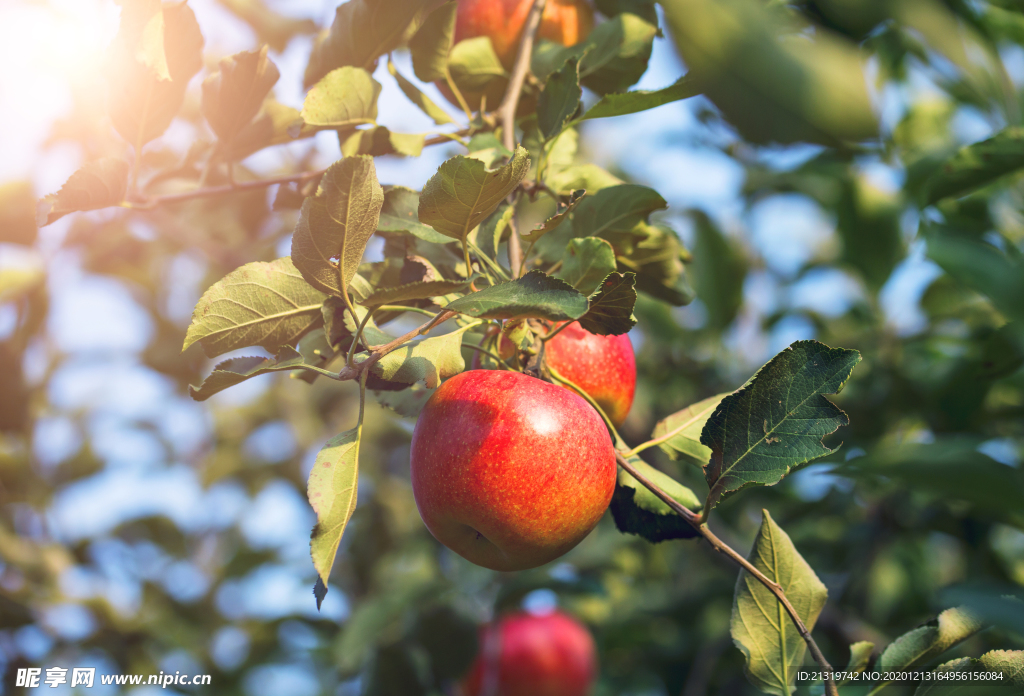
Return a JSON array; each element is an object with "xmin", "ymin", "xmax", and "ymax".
[{"xmin": 2, "ymin": 0, "xmax": 1024, "ymax": 694}]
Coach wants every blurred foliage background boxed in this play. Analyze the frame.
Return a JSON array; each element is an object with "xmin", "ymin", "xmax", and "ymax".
[{"xmin": 1, "ymin": 0, "xmax": 1024, "ymax": 694}]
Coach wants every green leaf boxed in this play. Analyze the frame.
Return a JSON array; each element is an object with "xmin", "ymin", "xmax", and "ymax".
[
  {"xmin": 372, "ymin": 382, "xmax": 436, "ymax": 418},
  {"xmin": 692, "ymin": 211, "xmax": 746, "ymax": 329},
  {"xmin": 300, "ymin": 67, "xmax": 380, "ymax": 129},
  {"xmin": 409, "ymin": 0, "xmax": 456, "ymax": 83},
  {"xmin": 341, "ymin": 127, "xmax": 425, "ymax": 158},
  {"xmin": 571, "ymin": 184, "xmax": 667, "ymax": 246},
  {"xmin": 609, "ymin": 454, "xmax": 702, "ymax": 543},
  {"xmin": 370, "ymin": 325, "xmax": 470, "ymax": 388},
  {"xmin": 418, "ymin": 146, "xmax": 530, "ymax": 243},
  {"xmin": 108, "ymin": 2, "xmax": 204, "ymax": 148},
  {"xmin": 624, "ymin": 222, "xmax": 694, "ymax": 306},
  {"xmin": 0, "ymin": 181, "xmax": 37, "ymax": 245},
  {"xmin": 925, "ymin": 230, "xmax": 1024, "ymax": 323},
  {"xmin": 183, "ymin": 257, "xmax": 327, "ymax": 358},
  {"xmin": 547, "ymin": 163, "xmax": 623, "ymax": 196},
  {"xmin": 538, "ymin": 57, "xmax": 582, "ymax": 140},
  {"xmin": 448, "ymin": 36, "xmax": 508, "ymax": 106},
  {"xmin": 470, "ymin": 202, "xmax": 514, "ymax": 262},
  {"xmin": 578, "ymin": 272, "xmax": 637, "ymax": 336},
  {"xmin": 732, "ymin": 510, "xmax": 828, "ymax": 696},
  {"xmin": 303, "ymin": 0, "xmax": 428, "ymax": 87},
  {"xmin": 701, "ymin": 340, "xmax": 861, "ymax": 510},
  {"xmin": 559, "ymin": 236, "xmax": 616, "ymax": 295},
  {"xmin": 879, "ymin": 606, "xmax": 985, "ymax": 670},
  {"xmin": 201, "ymin": 45, "xmax": 280, "ymax": 144},
  {"xmin": 388, "ymin": 59, "xmax": 454, "ymax": 125},
  {"xmin": 308, "ymin": 427, "xmax": 361, "ymax": 590},
  {"xmin": 577, "ymin": 76, "xmax": 697, "ymax": 122},
  {"xmin": 324, "ymin": 299, "xmax": 393, "ymax": 350},
  {"xmin": 652, "ymin": 393, "xmax": 730, "ymax": 464},
  {"xmin": 220, "ymin": 99, "xmax": 305, "ymax": 162},
  {"xmin": 38, "ymin": 159, "xmax": 130, "ymax": 226},
  {"xmin": 444, "ymin": 270, "xmax": 588, "ymax": 321},
  {"xmin": 522, "ymin": 190, "xmax": 585, "ymax": 243},
  {"xmin": 921, "ymin": 127, "xmax": 1024, "ymax": 204},
  {"xmin": 915, "ymin": 651, "xmax": 1024, "ymax": 695},
  {"xmin": 291, "ymin": 156, "xmax": 385, "ymax": 301},
  {"xmin": 841, "ymin": 641, "xmax": 875, "ymax": 683},
  {"xmin": 360, "ymin": 279, "xmax": 472, "ymax": 307},
  {"xmin": 188, "ymin": 347, "xmax": 312, "ymax": 401},
  {"xmin": 661, "ymin": 0, "xmax": 877, "ymax": 145},
  {"xmin": 378, "ymin": 186, "xmax": 452, "ymax": 244}
]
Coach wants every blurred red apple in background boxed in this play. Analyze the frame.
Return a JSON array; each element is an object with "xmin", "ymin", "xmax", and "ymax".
[
  {"xmin": 460, "ymin": 610, "xmax": 597, "ymax": 696},
  {"xmin": 455, "ymin": 0, "xmax": 595, "ymax": 67},
  {"xmin": 410, "ymin": 370, "xmax": 616, "ymax": 571}
]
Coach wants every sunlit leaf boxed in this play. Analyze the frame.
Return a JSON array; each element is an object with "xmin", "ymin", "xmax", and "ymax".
[
  {"xmin": 300, "ymin": 67, "xmax": 381, "ymax": 129},
  {"xmin": 308, "ymin": 428, "xmax": 361, "ymax": 594},
  {"xmin": 732, "ymin": 510, "xmax": 828, "ymax": 696},
  {"xmin": 341, "ymin": 127, "xmax": 425, "ymax": 158},
  {"xmin": 183, "ymin": 257, "xmax": 327, "ymax": 358},
  {"xmin": 388, "ymin": 60, "xmax": 455, "ymax": 125},
  {"xmin": 702, "ymin": 340, "xmax": 861, "ymax": 510},
  {"xmin": 291, "ymin": 156, "xmax": 385, "ymax": 301},
  {"xmin": 378, "ymin": 186, "xmax": 452, "ymax": 244},
  {"xmin": 915, "ymin": 650, "xmax": 1024, "ymax": 694},
  {"xmin": 653, "ymin": 393, "xmax": 730, "ymax": 464},
  {"xmin": 38, "ymin": 159, "xmax": 130, "ymax": 226},
  {"xmin": 202, "ymin": 46, "xmax": 281, "ymax": 144},
  {"xmin": 370, "ymin": 325, "xmax": 470, "ymax": 388},
  {"xmin": 879, "ymin": 606, "xmax": 984, "ymax": 670},
  {"xmin": 409, "ymin": 0, "xmax": 456, "ymax": 83},
  {"xmin": 188, "ymin": 347, "xmax": 313, "ymax": 401}
]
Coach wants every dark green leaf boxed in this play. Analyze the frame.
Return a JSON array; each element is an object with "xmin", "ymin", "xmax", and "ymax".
[
  {"xmin": 653, "ymin": 393, "xmax": 730, "ymax": 464},
  {"xmin": 419, "ymin": 146, "xmax": 530, "ymax": 243},
  {"xmin": 409, "ymin": 1, "xmax": 457, "ymax": 83},
  {"xmin": 701, "ymin": 340, "xmax": 861, "ymax": 509},
  {"xmin": 0, "ymin": 181, "xmax": 37, "ymax": 244},
  {"xmin": 308, "ymin": 427, "xmax": 361, "ymax": 589},
  {"xmin": 578, "ymin": 272, "xmax": 637, "ymax": 336},
  {"xmin": 577, "ymin": 76, "xmax": 697, "ymax": 122},
  {"xmin": 925, "ymin": 230, "xmax": 1024, "ymax": 322},
  {"xmin": 921, "ymin": 126, "xmax": 1024, "ymax": 204},
  {"xmin": 303, "ymin": 0, "xmax": 428, "ymax": 87},
  {"xmin": 291, "ymin": 156, "xmax": 385, "ymax": 300},
  {"xmin": 522, "ymin": 190, "xmax": 585, "ymax": 243},
  {"xmin": 572, "ymin": 184, "xmax": 667, "ymax": 246},
  {"xmin": 732, "ymin": 510, "xmax": 828, "ymax": 696},
  {"xmin": 202, "ymin": 46, "xmax": 280, "ymax": 144},
  {"xmin": 692, "ymin": 211, "xmax": 746, "ymax": 329},
  {"xmin": 623, "ymin": 222, "xmax": 694, "ymax": 306},
  {"xmin": 878, "ymin": 606, "xmax": 984, "ymax": 670},
  {"xmin": 388, "ymin": 59, "xmax": 454, "ymax": 125},
  {"xmin": 538, "ymin": 57, "xmax": 582, "ymax": 140},
  {"xmin": 183, "ymin": 257, "xmax": 327, "ymax": 358},
  {"xmin": 662, "ymin": 0, "xmax": 877, "ymax": 144},
  {"xmin": 559, "ymin": 236, "xmax": 616, "ymax": 295},
  {"xmin": 444, "ymin": 270, "xmax": 588, "ymax": 321},
  {"xmin": 610, "ymin": 454, "xmax": 702, "ymax": 542},
  {"xmin": 300, "ymin": 67, "xmax": 380, "ymax": 129},
  {"xmin": 38, "ymin": 159, "xmax": 130, "ymax": 226}
]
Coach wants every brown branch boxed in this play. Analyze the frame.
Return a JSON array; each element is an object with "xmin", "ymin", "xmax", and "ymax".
[
  {"xmin": 498, "ymin": 0, "xmax": 548, "ymax": 278},
  {"xmin": 614, "ymin": 452, "xmax": 840, "ymax": 696},
  {"xmin": 335, "ymin": 310, "xmax": 457, "ymax": 381},
  {"xmin": 125, "ymin": 168, "xmax": 327, "ymax": 209}
]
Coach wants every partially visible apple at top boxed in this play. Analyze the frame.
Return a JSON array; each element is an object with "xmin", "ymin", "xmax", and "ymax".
[{"xmin": 455, "ymin": 0, "xmax": 595, "ymax": 67}]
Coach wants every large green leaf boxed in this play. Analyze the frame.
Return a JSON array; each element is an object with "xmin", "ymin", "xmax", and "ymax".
[
  {"xmin": 559, "ymin": 237, "xmax": 617, "ymax": 295},
  {"xmin": 409, "ymin": 1, "xmax": 456, "ymax": 83},
  {"xmin": 300, "ymin": 67, "xmax": 380, "ymax": 129},
  {"xmin": 571, "ymin": 184, "xmax": 667, "ymax": 247},
  {"xmin": 921, "ymin": 127, "xmax": 1024, "ymax": 204},
  {"xmin": 609, "ymin": 454, "xmax": 702, "ymax": 543},
  {"xmin": 418, "ymin": 147, "xmax": 530, "ymax": 243},
  {"xmin": 443, "ymin": 270, "xmax": 588, "ymax": 321},
  {"xmin": 701, "ymin": 340, "xmax": 861, "ymax": 509},
  {"xmin": 653, "ymin": 393, "xmax": 730, "ymax": 464},
  {"xmin": 308, "ymin": 428, "xmax": 361, "ymax": 593},
  {"xmin": 183, "ymin": 257, "xmax": 327, "ymax": 358},
  {"xmin": 576, "ymin": 76, "xmax": 697, "ymax": 122},
  {"xmin": 292, "ymin": 156, "xmax": 385, "ymax": 301},
  {"xmin": 732, "ymin": 510, "xmax": 828, "ymax": 696},
  {"xmin": 369, "ymin": 325, "xmax": 470, "ymax": 388},
  {"xmin": 201, "ymin": 46, "xmax": 280, "ymax": 144},
  {"xmin": 915, "ymin": 651, "xmax": 1024, "ymax": 695},
  {"xmin": 38, "ymin": 159, "xmax": 130, "ymax": 226},
  {"xmin": 661, "ymin": 0, "xmax": 877, "ymax": 145},
  {"xmin": 538, "ymin": 57, "xmax": 582, "ymax": 140},
  {"xmin": 578, "ymin": 272, "xmax": 637, "ymax": 336},
  {"xmin": 878, "ymin": 606, "xmax": 984, "ymax": 671},
  {"xmin": 303, "ymin": 0, "xmax": 428, "ymax": 87}
]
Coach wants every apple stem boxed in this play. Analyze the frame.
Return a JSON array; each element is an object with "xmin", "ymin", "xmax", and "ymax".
[{"xmin": 614, "ymin": 451, "xmax": 841, "ymax": 696}]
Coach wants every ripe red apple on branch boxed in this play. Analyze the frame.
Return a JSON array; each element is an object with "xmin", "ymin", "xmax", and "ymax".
[
  {"xmin": 410, "ymin": 370, "xmax": 616, "ymax": 571},
  {"xmin": 455, "ymin": 0, "xmax": 595, "ymax": 67},
  {"xmin": 460, "ymin": 610, "xmax": 597, "ymax": 696}
]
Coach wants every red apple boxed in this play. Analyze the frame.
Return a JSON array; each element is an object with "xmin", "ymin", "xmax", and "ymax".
[
  {"xmin": 455, "ymin": 0, "xmax": 595, "ymax": 68},
  {"xmin": 544, "ymin": 322, "xmax": 636, "ymax": 427},
  {"xmin": 460, "ymin": 610, "xmax": 597, "ymax": 696},
  {"xmin": 410, "ymin": 370, "xmax": 616, "ymax": 571}
]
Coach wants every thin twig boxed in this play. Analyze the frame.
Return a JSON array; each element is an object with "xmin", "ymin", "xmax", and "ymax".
[
  {"xmin": 336, "ymin": 310, "xmax": 457, "ymax": 381},
  {"xmin": 124, "ymin": 168, "xmax": 327, "ymax": 209},
  {"xmin": 498, "ymin": 0, "xmax": 548, "ymax": 278},
  {"xmin": 614, "ymin": 452, "xmax": 840, "ymax": 696}
]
